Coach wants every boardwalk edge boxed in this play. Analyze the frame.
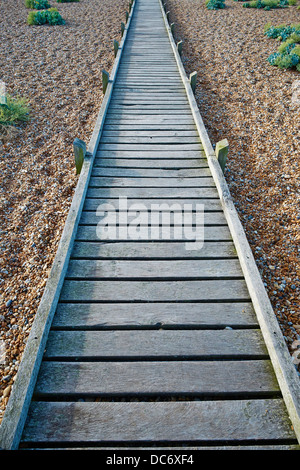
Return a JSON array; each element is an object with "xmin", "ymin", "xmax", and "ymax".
[
  {"xmin": 159, "ymin": 0, "xmax": 300, "ymax": 444},
  {"xmin": 0, "ymin": 0, "xmax": 137, "ymax": 450}
]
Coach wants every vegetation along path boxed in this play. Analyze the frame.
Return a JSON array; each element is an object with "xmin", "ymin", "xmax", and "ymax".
[{"xmin": 0, "ymin": 0, "xmax": 300, "ymax": 450}]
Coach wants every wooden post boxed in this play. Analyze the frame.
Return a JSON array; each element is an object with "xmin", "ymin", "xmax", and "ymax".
[
  {"xmin": 125, "ymin": 11, "xmax": 129, "ymax": 22},
  {"xmin": 102, "ymin": 70, "xmax": 109, "ymax": 94},
  {"xmin": 189, "ymin": 71, "xmax": 197, "ymax": 93},
  {"xmin": 113, "ymin": 39, "xmax": 119, "ymax": 58},
  {"xmin": 163, "ymin": 2, "xmax": 167, "ymax": 11},
  {"xmin": 0, "ymin": 81, "xmax": 7, "ymax": 108},
  {"xmin": 73, "ymin": 138, "xmax": 86, "ymax": 175},
  {"xmin": 121, "ymin": 22, "xmax": 125, "ymax": 36},
  {"xmin": 170, "ymin": 22, "xmax": 175, "ymax": 34},
  {"xmin": 166, "ymin": 11, "xmax": 170, "ymax": 21},
  {"xmin": 215, "ymin": 139, "xmax": 229, "ymax": 173},
  {"xmin": 177, "ymin": 40, "xmax": 183, "ymax": 56}
]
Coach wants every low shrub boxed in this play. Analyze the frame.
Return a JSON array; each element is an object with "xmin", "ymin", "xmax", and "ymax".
[
  {"xmin": 265, "ymin": 23, "xmax": 300, "ymax": 71},
  {"xmin": 288, "ymin": 0, "xmax": 297, "ymax": 5},
  {"xmin": 25, "ymin": 0, "xmax": 51, "ymax": 8},
  {"xmin": 0, "ymin": 95, "xmax": 30, "ymax": 126},
  {"xmin": 243, "ymin": 0, "xmax": 289, "ymax": 8},
  {"xmin": 27, "ymin": 7, "xmax": 65, "ymax": 25},
  {"xmin": 205, "ymin": 0, "xmax": 226, "ymax": 9}
]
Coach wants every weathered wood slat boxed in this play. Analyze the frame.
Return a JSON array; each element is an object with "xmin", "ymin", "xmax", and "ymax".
[
  {"xmin": 91, "ymin": 167, "xmax": 211, "ymax": 177},
  {"xmin": 100, "ymin": 136, "xmax": 201, "ymax": 144},
  {"xmin": 79, "ymin": 211, "xmax": 226, "ymax": 225},
  {"xmin": 21, "ymin": 399, "xmax": 295, "ymax": 444},
  {"xmin": 101, "ymin": 130, "xmax": 199, "ymax": 136},
  {"xmin": 66, "ymin": 259, "xmax": 243, "ymax": 280},
  {"xmin": 83, "ymin": 198, "xmax": 222, "ymax": 211},
  {"xmin": 52, "ymin": 301, "xmax": 257, "ymax": 328},
  {"xmin": 89, "ymin": 176, "xmax": 215, "ymax": 187},
  {"xmin": 59, "ymin": 279, "xmax": 249, "ymax": 302},
  {"xmin": 96, "ymin": 150, "xmax": 203, "ymax": 158},
  {"xmin": 76, "ymin": 224, "xmax": 231, "ymax": 241},
  {"xmin": 86, "ymin": 187, "xmax": 220, "ymax": 198},
  {"xmin": 44, "ymin": 329, "xmax": 266, "ymax": 359},
  {"xmin": 34, "ymin": 360, "xmax": 279, "ymax": 396},
  {"xmin": 94, "ymin": 158, "xmax": 208, "ymax": 168},
  {"xmin": 70, "ymin": 240, "xmax": 234, "ymax": 259}
]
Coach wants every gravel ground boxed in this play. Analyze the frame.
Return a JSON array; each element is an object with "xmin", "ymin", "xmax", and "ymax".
[
  {"xmin": 0, "ymin": 0, "xmax": 127, "ymax": 421},
  {"xmin": 166, "ymin": 0, "xmax": 300, "ymax": 364}
]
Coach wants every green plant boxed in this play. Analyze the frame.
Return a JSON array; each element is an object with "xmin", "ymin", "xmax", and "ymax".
[
  {"xmin": 288, "ymin": 0, "xmax": 297, "ymax": 5},
  {"xmin": 243, "ymin": 0, "xmax": 289, "ymax": 8},
  {"xmin": 27, "ymin": 7, "xmax": 65, "ymax": 25},
  {"xmin": 0, "ymin": 95, "xmax": 30, "ymax": 126},
  {"xmin": 25, "ymin": 0, "xmax": 51, "ymax": 8},
  {"xmin": 265, "ymin": 23, "xmax": 300, "ymax": 71},
  {"xmin": 205, "ymin": 0, "xmax": 225, "ymax": 9}
]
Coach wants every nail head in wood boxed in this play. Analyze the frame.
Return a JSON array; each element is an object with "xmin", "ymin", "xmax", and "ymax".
[
  {"xmin": 189, "ymin": 71, "xmax": 197, "ymax": 93},
  {"xmin": 215, "ymin": 139, "xmax": 229, "ymax": 173},
  {"xmin": 73, "ymin": 138, "xmax": 86, "ymax": 175},
  {"xmin": 102, "ymin": 69, "xmax": 109, "ymax": 94}
]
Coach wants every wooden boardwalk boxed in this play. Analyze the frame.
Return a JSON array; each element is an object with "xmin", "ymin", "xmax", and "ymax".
[{"xmin": 1, "ymin": 0, "xmax": 300, "ymax": 450}]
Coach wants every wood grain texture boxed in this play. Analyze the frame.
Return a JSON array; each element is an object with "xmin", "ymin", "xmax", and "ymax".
[
  {"xmin": 34, "ymin": 360, "xmax": 279, "ymax": 396},
  {"xmin": 52, "ymin": 301, "xmax": 257, "ymax": 328},
  {"xmin": 21, "ymin": 399, "xmax": 295, "ymax": 443},
  {"xmin": 44, "ymin": 328, "xmax": 267, "ymax": 359}
]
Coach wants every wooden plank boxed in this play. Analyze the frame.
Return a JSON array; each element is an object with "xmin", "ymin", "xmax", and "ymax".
[
  {"xmin": 53, "ymin": 301, "xmax": 257, "ymax": 328},
  {"xmin": 86, "ymin": 187, "xmax": 220, "ymax": 198},
  {"xmin": 89, "ymin": 176, "xmax": 215, "ymax": 187},
  {"xmin": 66, "ymin": 259, "xmax": 243, "ymax": 280},
  {"xmin": 91, "ymin": 167, "xmax": 211, "ymax": 177},
  {"xmin": 43, "ymin": 329, "xmax": 266, "ymax": 359},
  {"xmin": 59, "ymin": 279, "xmax": 249, "ymax": 302},
  {"xmin": 79, "ymin": 211, "xmax": 226, "ymax": 225},
  {"xmin": 83, "ymin": 198, "xmax": 222, "ymax": 211},
  {"xmin": 93, "ymin": 158, "xmax": 208, "ymax": 168},
  {"xmin": 70, "ymin": 240, "xmax": 233, "ymax": 259},
  {"xmin": 76, "ymin": 225, "xmax": 231, "ymax": 241},
  {"xmin": 34, "ymin": 360, "xmax": 279, "ymax": 396},
  {"xmin": 100, "ymin": 136, "xmax": 201, "ymax": 144},
  {"xmin": 101, "ymin": 130, "xmax": 199, "ymax": 137},
  {"xmin": 21, "ymin": 399, "xmax": 295, "ymax": 444},
  {"xmin": 96, "ymin": 151, "xmax": 203, "ymax": 158}
]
